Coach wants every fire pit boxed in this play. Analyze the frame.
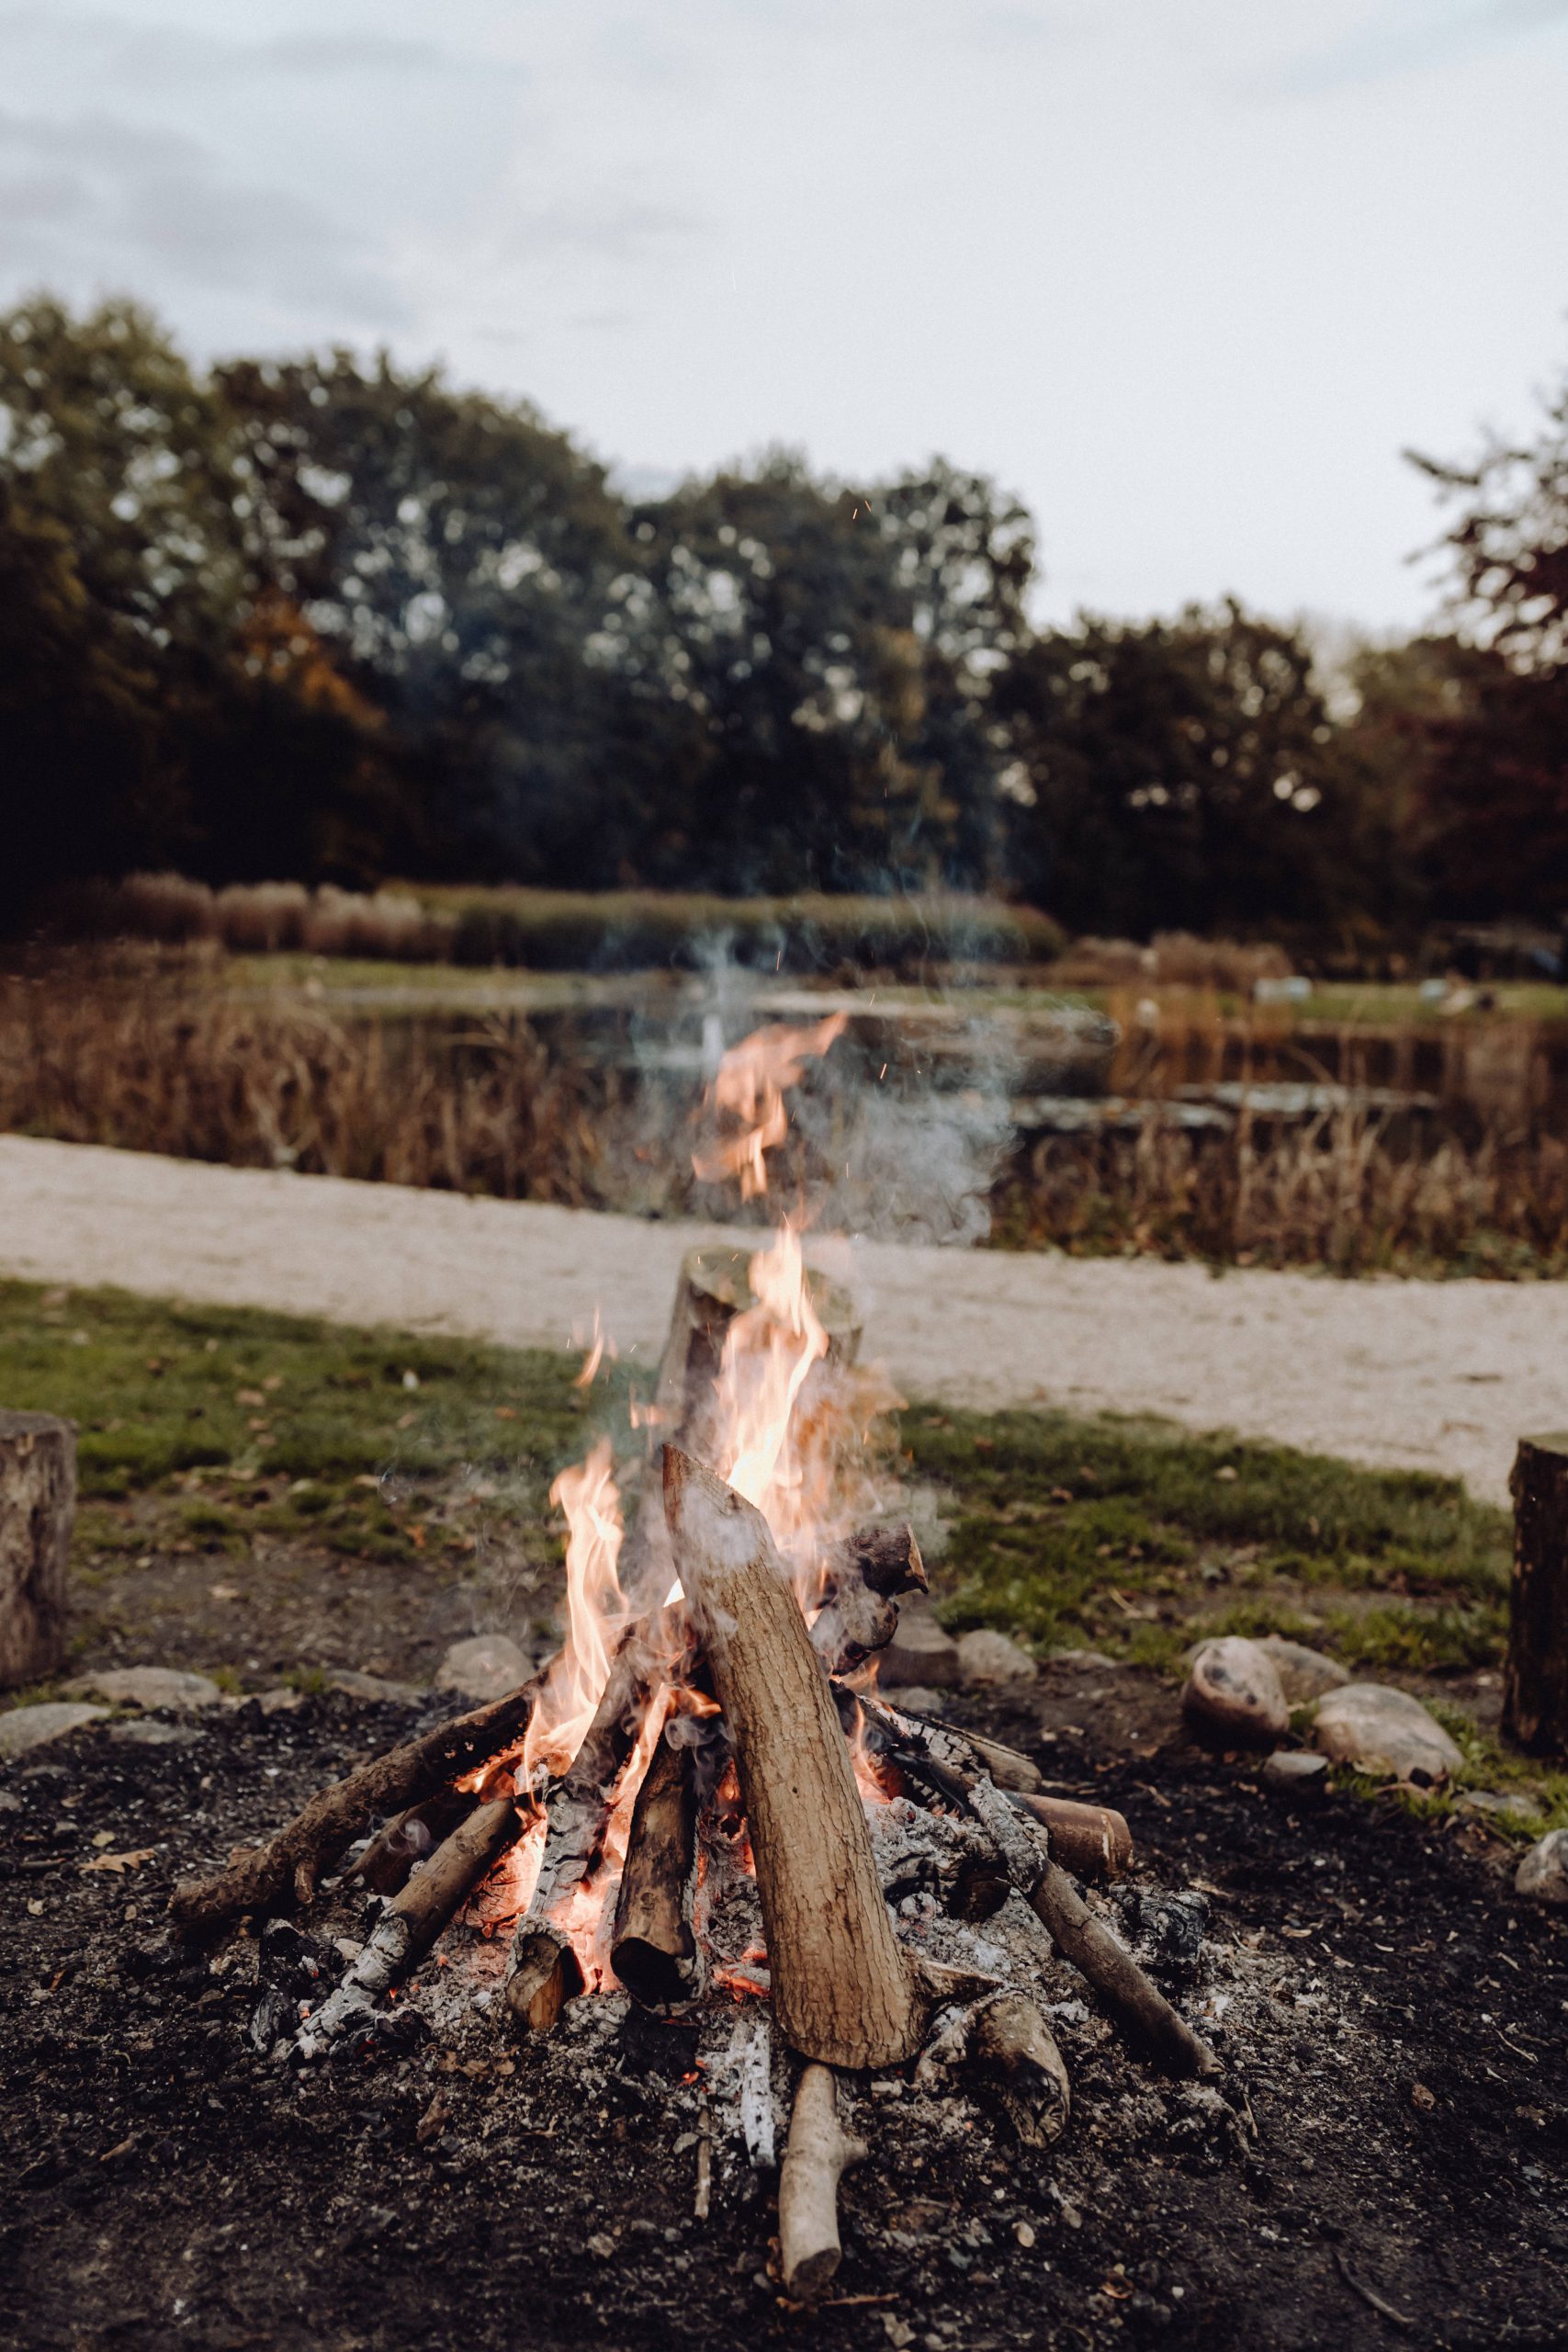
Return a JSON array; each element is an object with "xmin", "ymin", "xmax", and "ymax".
[{"xmin": 164, "ymin": 1021, "xmax": 1221, "ymax": 2303}]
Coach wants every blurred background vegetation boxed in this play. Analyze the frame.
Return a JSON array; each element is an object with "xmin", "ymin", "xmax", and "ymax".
[{"xmin": 4, "ymin": 291, "xmax": 1565, "ymax": 964}]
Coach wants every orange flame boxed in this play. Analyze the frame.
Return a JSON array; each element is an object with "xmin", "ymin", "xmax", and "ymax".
[
  {"xmin": 522, "ymin": 1438, "xmax": 628, "ymax": 1787},
  {"xmin": 693, "ymin": 1013, "xmax": 847, "ymax": 1199}
]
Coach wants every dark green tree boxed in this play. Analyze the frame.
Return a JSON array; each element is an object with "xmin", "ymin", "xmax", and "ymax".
[
  {"xmin": 997, "ymin": 602, "xmax": 1343, "ymax": 937},
  {"xmin": 1408, "ymin": 390, "xmax": 1568, "ymax": 921}
]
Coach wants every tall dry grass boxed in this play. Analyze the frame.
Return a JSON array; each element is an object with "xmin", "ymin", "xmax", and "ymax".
[
  {"xmin": 3, "ymin": 960, "xmax": 1564, "ymax": 1271},
  {"xmin": 0, "ymin": 971, "xmax": 615, "ymax": 1203}
]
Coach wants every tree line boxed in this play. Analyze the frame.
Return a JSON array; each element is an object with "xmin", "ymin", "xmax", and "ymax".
[{"xmin": 2, "ymin": 294, "xmax": 1563, "ymax": 946}]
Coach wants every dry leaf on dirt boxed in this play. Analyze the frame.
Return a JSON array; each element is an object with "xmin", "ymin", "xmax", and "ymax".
[{"xmin": 80, "ymin": 1847, "xmax": 157, "ymax": 1875}]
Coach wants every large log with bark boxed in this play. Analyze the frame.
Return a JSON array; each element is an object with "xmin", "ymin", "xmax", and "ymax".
[
  {"xmin": 1505, "ymin": 1432, "xmax": 1568, "ymax": 1756},
  {"xmin": 664, "ymin": 1446, "xmax": 929, "ymax": 2068},
  {"xmin": 0, "ymin": 1411, "xmax": 74, "ymax": 1689},
  {"xmin": 171, "ymin": 1677, "xmax": 540, "ymax": 1933}
]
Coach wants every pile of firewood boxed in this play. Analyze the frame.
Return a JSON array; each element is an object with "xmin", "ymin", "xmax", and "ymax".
[{"xmin": 169, "ymin": 1248, "xmax": 1216, "ymax": 2302}]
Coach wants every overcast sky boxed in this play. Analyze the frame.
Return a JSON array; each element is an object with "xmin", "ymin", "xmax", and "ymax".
[{"xmin": 2, "ymin": 0, "xmax": 1566, "ymax": 629}]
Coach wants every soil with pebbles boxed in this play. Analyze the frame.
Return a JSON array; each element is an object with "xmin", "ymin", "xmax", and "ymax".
[{"xmin": 3, "ymin": 1664, "xmax": 1566, "ymax": 2352}]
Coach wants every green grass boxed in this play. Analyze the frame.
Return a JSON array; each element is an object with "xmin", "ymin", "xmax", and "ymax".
[
  {"xmin": 0, "ymin": 1278, "xmax": 612, "ymax": 1566},
  {"xmin": 900, "ymin": 1401, "xmax": 1511, "ymax": 1675},
  {"xmin": 0, "ymin": 1277, "xmax": 1519, "ymax": 1690}
]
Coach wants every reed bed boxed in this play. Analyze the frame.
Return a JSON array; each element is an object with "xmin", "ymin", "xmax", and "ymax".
[{"xmin": 3, "ymin": 965, "xmax": 1565, "ymax": 1272}]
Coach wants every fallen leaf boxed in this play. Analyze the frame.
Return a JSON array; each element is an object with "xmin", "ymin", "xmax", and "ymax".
[
  {"xmin": 1411, "ymin": 2081, "xmax": 1436, "ymax": 2111},
  {"xmin": 91, "ymin": 1828, "xmax": 115, "ymax": 1849},
  {"xmin": 236, "ymin": 1388, "xmax": 265, "ymax": 1408},
  {"xmin": 80, "ymin": 1847, "xmax": 156, "ymax": 1876}
]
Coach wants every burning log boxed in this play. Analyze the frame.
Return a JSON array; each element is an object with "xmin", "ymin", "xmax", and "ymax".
[
  {"xmin": 972, "ymin": 1991, "xmax": 1072, "ymax": 2148},
  {"xmin": 778, "ymin": 2064, "xmax": 866, "ymax": 2303},
  {"xmin": 664, "ymin": 1447, "xmax": 929, "ymax": 2067},
  {"xmin": 852, "ymin": 1690, "xmax": 1044, "ymax": 1796},
  {"xmin": 170, "ymin": 1677, "xmax": 539, "ymax": 1934},
  {"xmin": 610, "ymin": 1733, "xmax": 700, "ymax": 2007},
  {"xmin": 502, "ymin": 1641, "xmax": 654, "ymax": 2032},
  {"xmin": 620, "ymin": 1243, "xmax": 861, "ymax": 1604},
  {"xmin": 293, "ymin": 1795, "xmax": 523, "ymax": 2060},
  {"xmin": 861, "ymin": 1697, "xmax": 1217, "ymax": 2080}
]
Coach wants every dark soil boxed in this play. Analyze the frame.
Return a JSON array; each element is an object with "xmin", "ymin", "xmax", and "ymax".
[{"xmin": 3, "ymin": 1661, "xmax": 1565, "ymax": 2352}]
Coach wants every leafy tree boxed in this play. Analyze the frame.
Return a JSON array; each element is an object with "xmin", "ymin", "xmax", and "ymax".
[
  {"xmin": 215, "ymin": 349, "xmax": 640, "ymax": 884},
  {"xmin": 997, "ymin": 602, "xmax": 1343, "ymax": 937},
  {"xmin": 1407, "ymin": 390, "xmax": 1568, "ymax": 921}
]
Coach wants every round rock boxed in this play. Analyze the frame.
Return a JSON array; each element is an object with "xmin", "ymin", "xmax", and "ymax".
[
  {"xmin": 1515, "ymin": 1826, "xmax": 1568, "ymax": 1909},
  {"xmin": 63, "ymin": 1667, "xmax": 223, "ymax": 1712},
  {"xmin": 1255, "ymin": 1636, "xmax": 1350, "ymax": 1704},
  {"xmin": 956, "ymin": 1628, "xmax": 1038, "ymax": 1687},
  {"xmin": 1182, "ymin": 1637, "xmax": 1289, "ymax": 1749},
  {"xmin": 1311, "ymin": 1683, "xmax": 1464, "ymax": 1786},
  {"xmin": 434, "ymin": 1634, "xmax": 532, "ymax": 1704},
  {"xmin": 1261, "ymin": 1748, "xmax": 1329, "ymax": 1792},
  {"xmin": 0, "ymin": 1701, "xmax": 108, "ymax": 1759}
]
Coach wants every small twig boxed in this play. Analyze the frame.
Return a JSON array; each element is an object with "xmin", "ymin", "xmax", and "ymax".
[
  {"xmin": 694, "ymin": 2107, "xmax": 713, "ymax": 2221},
  {"xmin": 1334, "ymin": 2249, "xmax": 1414, "ymax": 2332}
]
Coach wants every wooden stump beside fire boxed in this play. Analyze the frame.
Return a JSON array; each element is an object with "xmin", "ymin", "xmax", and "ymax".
[{"xmin": 170, "ymin": 1238, "xmax": 1212, "ymax": 2304}]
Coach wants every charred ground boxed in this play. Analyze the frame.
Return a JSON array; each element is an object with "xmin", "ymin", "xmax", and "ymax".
[{"xmin": 2, "ymin": 1667, "xmax": 1564, "ymax": 2352}]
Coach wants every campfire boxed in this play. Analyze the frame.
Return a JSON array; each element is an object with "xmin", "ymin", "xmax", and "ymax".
[{"xmin": 169, "ymin": 1020, "xmax": 1215, "ymax": 2302}]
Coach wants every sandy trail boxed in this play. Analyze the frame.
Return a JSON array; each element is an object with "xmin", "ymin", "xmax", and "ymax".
[{"xmin": 1, "ymin": 1135, "xmax": 1562, "ymax": 1503}]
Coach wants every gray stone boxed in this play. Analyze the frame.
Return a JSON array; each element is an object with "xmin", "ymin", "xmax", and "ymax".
[
  {"xmin": 63, "ymin": 1667, "xmax": 223, "ymax": 1713},
  {"xmin": 1261, "ymin": 1749, "xmax": 1329, "ymax": 1792},
  {"xmin": 0, "ymin": 1701, "xmax": 107, "ymax": 1758},
  {"xmin": 1515, "ymin": 1826, "xmax": 1568, "ymax": 1909},
  {"xmin": 109, "ymin": 1719, "xmax": 202, "ymax": 1747},
  {"xmin": 1311, "ymin": 1683, "xmax": 1464, "ymax": 1786},
  {"xmin": 1182, "ymin": 1637, "xmax": 1289, "ymax": 1749},
  {"xmin": 434, "ymin": 1634, "xmax": 531, "ymax": 1704},
  {"xmin": 1255, "ymin": 1636, "xmax": 1350, "ymax": 1704},
  {"xmin": 879, "ymin": 1594, "xmax": 962, "ymax": 1690},
  {"xmin": 891, "ymin": 1686, "xmax": 945, "ymax": 1715},
  {"xmin": 328, "ymin": 1669, "xmax": 425, "ymax": 1707},
  {"xmin": 956, "ymin": 1628, "xmax": 1038, "ymax": 1687},
  {"xmin": 1456, "ymin": 1790, "xmax": 1540, "ymax": 1826}
]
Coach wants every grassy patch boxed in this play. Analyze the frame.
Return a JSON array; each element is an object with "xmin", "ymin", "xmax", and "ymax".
[
  {"xmin": 0, "ymin": 1277, "xmax": 613, "ymax": 1568},
  {"xmin": 901, "ymin": 1402, "xmax": 1511, "ymax": 1675}
]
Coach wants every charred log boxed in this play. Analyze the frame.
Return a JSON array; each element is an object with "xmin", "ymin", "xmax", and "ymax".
[
  {"xmin": 972, "ymin": 1991, "xmax": 1072, "ymax": 2148},
  {"xmin": 345, "ymin": 1791, "xmax": 479, "ymax": 1897},
  {"xmin": 610, "ymin": 1734, "xmax": 700, "ymax": 2007},
  {"xmin": 171, "ymin": 1678, "xmax": 540, "ymax": 1935},
  {"xmin": 861, "ymin": 1696, "xmax": 1216, "ymax": 2080},
  {"xmin": 293, "ymin": 1796, "xmax": 523, "ymax": 2060},
  {"xmin": 810, "ymin": 1522, "xmax": 926, "ymax": 1676}
]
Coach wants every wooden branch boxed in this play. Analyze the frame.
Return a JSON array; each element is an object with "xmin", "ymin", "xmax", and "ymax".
[
  {"xmin": 779, "ymin": 2065, "xmax": 866, "ymax": 2303},
  {"xmin": 1505, "ymin": 1432, "xmax": 1568, "ymax": 1756},
  {"xmin": 862, "ymin": 1699, "xmax": 1217, "ymax": 2080},
  {"xmin": 610, "ymin": 1734, "xmax": 699, "ymax": 2007},
  {"xmin": 810, "ymin": 1523, "xmax": 926, "ymax": 1676},
  {"xmin": 664, "ymin": 1447, "xmax": 928, "ymax": 2068},
  {"xmin": 293, "ymin": 1796, "xmax": 523, "ymax": 2060},
  {"xmin": 1011, "ymin": 1793, "xmax": 1133, "ymax": 1881},
  {"xmin": 345, "ymin": 1791, "xmax": 478, "ymax": 1896},
  {"xmin": 972, "ymin": 1992, "xmax": 1071, "ymax": 2148},
  {"xmin": 170, "ymin": 1677, "xmax": 540, "ymax": 1934},
  {"xmin": 507, "ymin": 1926, "xmax": 584, "ymax": 2030},
  {"xmin": 0, "ymin": 1411, "xmax": 73, "ymax": 1688}
]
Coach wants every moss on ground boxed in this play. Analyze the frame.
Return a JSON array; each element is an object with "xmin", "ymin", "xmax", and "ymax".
[{"xmin": 900, "ymin": 1401, "xmax": 1510, "ymax": 1675}]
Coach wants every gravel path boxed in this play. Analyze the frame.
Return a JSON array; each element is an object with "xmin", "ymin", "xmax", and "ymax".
[{"xmin": 2, "ymin": 1135, "xmax": 1563, "ymax": 1502}]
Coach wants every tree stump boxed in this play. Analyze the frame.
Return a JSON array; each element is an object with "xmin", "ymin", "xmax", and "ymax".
[
  {"xmin": 1505, "ymin": 1432, "xmax": 1568, "ymax": 1756},
  {"xmin": 0, "ymin": 1411, "xmax": 75, "ymax": 1689}
]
